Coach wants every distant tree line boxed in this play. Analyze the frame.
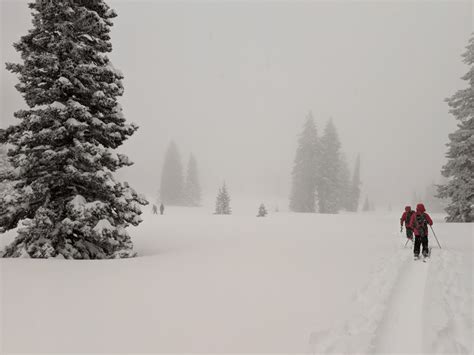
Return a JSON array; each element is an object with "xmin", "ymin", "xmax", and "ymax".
[
  {"xmin": 289, "ymin": 112, "xmax": 361, "ymax": 214},
  {"xmin": 160, "ymin": 141, "xmax": 201, "ymax": 207}
]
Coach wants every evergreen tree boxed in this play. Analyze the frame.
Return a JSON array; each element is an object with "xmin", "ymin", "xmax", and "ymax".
[
  {"xmin": 362, "ymin": 196, "xmax": 370, "ymax": 212},
  {"xmin": 289, "ymin": 112, "xmax": 320, "ymax": 212},
  {"xmin": 438, "ymin": 36, "xmax": 474, "ymax": 222},
  {"xmin": 318, "ymin": 119, "xmax": 342, "ymax": 213},
  {"xmin": 348, "ymin": 154, "xmax": 361, "ymax": 212},
  {"xmin": 0, "ymin": 0, "xmax": 147, "ymax": 258},
  {"xmin": 214, "ymin": 182, "xmax": 231, "ymax": 215},
  {"xmin": 183, "ymin": 154, "xmax": 201, "ymax": 207},
  {"xmin": 160, "ymin": 141, "xmax": 184, "ymax": 205},
  {"xmin": 257, "ymin": 203, "xmax": 267, "ymax": 217},
  {"xmin": 338, "ymin": 153, "xmax": 351, "ymax": 211}
]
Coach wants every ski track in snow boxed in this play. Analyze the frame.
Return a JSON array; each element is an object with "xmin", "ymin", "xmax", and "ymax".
[
  {"xmin": 374, "ymin": 255, "xmax": 429, "ymax": 353},
  {"xmin": 310, "ymin": 240, "xmax": 411, "ymax": 354},
  {"xmin": 310, "ymin": 241, "xmax": 473, "ymax": 355}
]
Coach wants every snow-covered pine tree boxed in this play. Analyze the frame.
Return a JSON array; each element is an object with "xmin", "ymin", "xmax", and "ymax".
[
  {"xmin": 362, "ymin": 196, "xmax": 370, "ymax": 212},
  {"xmin": 257, "ymin": 203, "xmax": 267, "ymax": 217},
  {"xmin": 160, "ymin": 141, "xmax": 184, "ymax": 205},
  {"xmin": 289, "ymin": 112, "xmax": 319, "ymax": 212},
  {"xmin": 183, "ymin": 153, "xmax": 201, "ymax": 207},
  {"xmin": 0, "ymin": 0, "xmax": 147, "ymax": 259},
  {"xmin": 214, "ymin": 182, "xmax": 231, "ymax": 215},
  {"xmin": 318, "ymin": 119, "xmax": 342, "ymax": 213},
  {"xmin": 337, "ymin": 153, "xmax": 351, "ymax": 211},
  {"xmin": 438, "ymin": 36, "xmax": 474, "ymax": 222},
  {"xmin": 348, "ymin": 154, "xmax": 361, "ymax": 212}
]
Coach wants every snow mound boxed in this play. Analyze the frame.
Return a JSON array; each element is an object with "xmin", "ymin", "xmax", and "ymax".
[
  {"xmin": 50, "ymin": 101, "xmax": 66, "ymax": 110},
  {"xmin": 93, "ymin": 219, "xmax": 114, "ymax": 234},
  {"xmin": 69, "ymin": 195, "xmax": 86, "ymax": 210},
  {"xmin": 65, "ymin": 118, "xmax": 87, "ymax": 127}
]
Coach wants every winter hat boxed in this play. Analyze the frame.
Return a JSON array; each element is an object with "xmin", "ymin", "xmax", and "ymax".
[{"xmin": 416, "ymin": 203, "xmax": 426, "ymax": 213}]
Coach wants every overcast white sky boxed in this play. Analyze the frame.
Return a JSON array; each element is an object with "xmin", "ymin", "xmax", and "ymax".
[{"xmin": 1, "ymin": 0, "xmax": 472, "ymax": 209}]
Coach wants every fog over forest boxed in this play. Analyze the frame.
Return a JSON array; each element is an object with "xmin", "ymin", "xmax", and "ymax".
[{"xmin": 1, "ymin": 0, "xmax": 471, "ymax": 208}]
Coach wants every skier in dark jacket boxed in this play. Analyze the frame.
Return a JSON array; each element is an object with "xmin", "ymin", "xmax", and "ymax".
[
  {"xmin": 152, "ymin": 204, "xmax": 158, "ymax": 215},
  {"xmin": 400, "ymin": 206, "xmax": 415, "ymax": 240},
  {"xmin": 408, "ymin": 203, "xmax": 433, "ymax": 259},
  {"xmin": 160, "ymin": 203, "xmax": 165, "ymax": 215}
]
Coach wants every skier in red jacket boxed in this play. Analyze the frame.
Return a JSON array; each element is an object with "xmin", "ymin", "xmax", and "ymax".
[
  {"xmin": 408, "ymin": 203, "xmax": 433, "ymax": 259},
  {"xmin": 400, "ymin": 206, "xmax": 415, "ymax": 240}
]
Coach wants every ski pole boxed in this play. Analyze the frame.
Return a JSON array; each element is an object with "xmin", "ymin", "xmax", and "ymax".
[
  {"xmin": 429, "ymin": 225, "xmax": 442, "ymax": 249},
  {"xmin": 404, "ymin": 238, "xmax": 409, "ymax": 248}
]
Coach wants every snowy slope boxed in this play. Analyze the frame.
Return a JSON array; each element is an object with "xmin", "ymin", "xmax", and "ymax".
[{"xmin": 0, "ymin": 201, "xmax": 472, "ymax": 353}]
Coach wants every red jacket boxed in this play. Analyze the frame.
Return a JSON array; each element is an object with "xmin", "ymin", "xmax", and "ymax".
[
  {"xmin": 400, "ymin": 206, "xmax": 413, "ymax": 228},
  {"xmin": 408, "ymin": 203, "xmax": 433, "ymax": 236}
]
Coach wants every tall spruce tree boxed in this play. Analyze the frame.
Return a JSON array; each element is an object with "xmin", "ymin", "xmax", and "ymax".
[
  {"xmin": 318, "ymin": 119, "xmax": 342, "ymax": 213},
  {"xmin": 183, "ymin": 154, "xmax": 201, "ymax": 207},
  {"xmin": 160, "ymin": 141, "xmax": 184, "ymax": 205},
  {"xmin": 0, "ymin": 0, "xmax": 147, "ymax": 258},
  {"xmin": 289, "ymin": 112, "xmax": 319, "ymax": 212},
  {"xmin": 214, "ymin": 182, "xmax": 231, "ymax": 215},
  {"xmin": 348, "ymin": 154, "xmax": 361, "ymax": 212},
  {"xmin": 438, "ymin": 36, "xmax": 474, "ymax": 222}
]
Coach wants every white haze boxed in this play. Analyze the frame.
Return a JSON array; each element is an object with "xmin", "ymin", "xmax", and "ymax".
[{"xmin": 1, "ymin": 0, "xmax": 472, "ymax": 208}]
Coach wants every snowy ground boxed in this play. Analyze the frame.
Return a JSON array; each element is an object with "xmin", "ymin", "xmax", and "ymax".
[{"xmin": 0, "ymin": 199, "xmax": 472, "ymax": 354}]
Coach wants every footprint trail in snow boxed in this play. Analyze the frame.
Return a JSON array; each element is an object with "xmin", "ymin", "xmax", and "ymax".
[{"xmin": 375, "ymin": 258, "xmax": 429, "ymax": 353}]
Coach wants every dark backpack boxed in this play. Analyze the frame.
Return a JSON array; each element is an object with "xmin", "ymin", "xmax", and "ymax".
[{"xmin": 415, "ymin": 213, "xmax": 428, "ymax": 237}]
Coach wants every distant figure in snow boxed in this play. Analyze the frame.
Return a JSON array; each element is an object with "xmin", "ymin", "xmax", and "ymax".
[
  {"xmin": 152, "ymin": 204, "xmax": 158, "ymax": 215},
  {"xmin": 400, "ymin": 206, "xmax": 415, "ymax": 241},
  {"xmin": 160, "ymin": 203, "xmax": 165, "ymax": 215},
  {"xmin": 408, "ymin": 203, "xmax": 433, "ymax": 259}
]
